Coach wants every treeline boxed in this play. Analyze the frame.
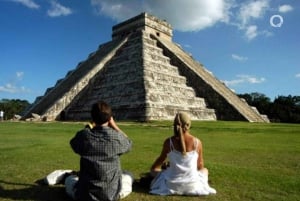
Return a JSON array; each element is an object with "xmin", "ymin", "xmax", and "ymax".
[
  {"xmin": 238, "ymin": 93, "xmax": 300, "ymax": 123},
  {"xmin": 0, "ymin": 99, "xmax": 30, "ymax": 120},
  {"xmin": 1, "ymin": 94, "xmax": 300, "ymax": 123}
]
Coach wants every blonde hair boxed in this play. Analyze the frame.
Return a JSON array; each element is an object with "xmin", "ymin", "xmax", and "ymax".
[{"xmin": 173, "ymin": 112, "xmax": 191, "ymax": 155}]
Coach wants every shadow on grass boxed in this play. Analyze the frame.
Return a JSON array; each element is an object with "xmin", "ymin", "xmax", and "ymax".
[
  {"xmin": 0, "ymin": 180, "xmax": 71, "ymax": 201},
  {"xmin": 133, "ymin": 173, "xmax": 153, "ymax": 194},
  {"xmin": 133, "ymin": 180, "xmax": 150, "ymax": 194},
  {"xmin": 0, "ymin": 178, "xmax": 151, "ymax": 201}
]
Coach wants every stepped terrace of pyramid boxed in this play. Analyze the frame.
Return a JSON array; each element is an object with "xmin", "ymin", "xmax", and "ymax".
[{"xmin": 22, "ymin": 13, "xmax": 269, "ymax": 122}]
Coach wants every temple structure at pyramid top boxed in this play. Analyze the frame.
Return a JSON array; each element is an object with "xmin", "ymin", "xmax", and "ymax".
[
  {"xmin": 112, "ymin": 12, "xmax": 173, "ymax": 41},
  {"xmin": 22, "ymin": 13, "xmax": 269, "ymax": 122}
]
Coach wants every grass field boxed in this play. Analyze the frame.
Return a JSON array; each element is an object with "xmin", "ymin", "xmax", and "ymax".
[{"xmin": 0, "ymin": 121, "xmax": 299, "ymax": 201}]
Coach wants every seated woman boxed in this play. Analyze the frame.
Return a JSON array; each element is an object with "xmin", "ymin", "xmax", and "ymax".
[{"xmin": 149, "ymin": 112, "xmax": 216, "ymax": 196}]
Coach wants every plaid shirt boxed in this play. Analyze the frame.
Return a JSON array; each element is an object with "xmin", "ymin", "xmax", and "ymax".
[{"xmin": 70, "ymin": 126, "xmax": 132, "ymax": 201}]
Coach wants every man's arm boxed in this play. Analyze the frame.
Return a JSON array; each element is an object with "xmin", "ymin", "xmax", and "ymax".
[{"xmin": 70, "ymin": 131, "xmax": 85, "ymax": 155}]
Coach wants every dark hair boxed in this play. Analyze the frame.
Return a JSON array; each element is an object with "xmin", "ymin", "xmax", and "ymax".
[{"xmin": 91, "ymin": 101, "xmax": 112, "ymax": 125}]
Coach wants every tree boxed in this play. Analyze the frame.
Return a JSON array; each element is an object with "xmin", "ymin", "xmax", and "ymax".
[
  {"xmin": 270, "ymin": 95, "xmax": 300, "ymax": 123},
  {"xmin": 238, "ymin": 93, "xmax": 300, "ymax": 123},
  {"xmin": 0, "ymin": 99, "xmax": 31, "ymax": 120},
  {"xmin": 238, "ymin": 92, "xmax": 271, "ymax": 115}
]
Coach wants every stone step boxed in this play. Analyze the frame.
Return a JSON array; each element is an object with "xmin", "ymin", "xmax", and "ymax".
[
  {"xmin": 145, "ymin": 105, "xmax": 216, "ymax": 120},
  {"xmin": 145, "ymin": 82, "xmax": 196, "ymax": 97},
  {"xmin": 143, "ymin": 43, "xmax": 164, "ymax": 55},
  {"xmin": 146, "ymin": 94, "xmax": 207, "ymax": 108},
  {"xmin": 144, "ymin": 70, "xmax": 187, "ymax": 85},
  {"xmin": 144, "ymin": 60, "xmax": 179, "ymax": 75}
]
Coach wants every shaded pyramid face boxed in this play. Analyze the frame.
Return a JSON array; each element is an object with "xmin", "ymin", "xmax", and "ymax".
[{"xmin": 22, "ymin": 13, "xmax": 268, "ymax": 122}]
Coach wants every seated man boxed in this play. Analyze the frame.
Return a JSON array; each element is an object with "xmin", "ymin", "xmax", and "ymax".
[{"xmin": 65, "ymin": 101, "xmax": 133, "ymax": 201}]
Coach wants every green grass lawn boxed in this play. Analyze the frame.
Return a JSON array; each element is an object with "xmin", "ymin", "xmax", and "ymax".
[{"xmin": 0, "ymin": 121, "xmax": 299, "ymax": 201}]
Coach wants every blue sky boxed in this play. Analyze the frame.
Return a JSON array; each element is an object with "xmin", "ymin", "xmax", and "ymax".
[{"xmin": 0, "ymin": 0, "xmax": 299, "ymax": 103}]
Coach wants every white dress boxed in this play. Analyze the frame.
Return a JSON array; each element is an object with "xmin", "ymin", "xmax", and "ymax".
[{"xmin": 150, "ymin": 138, "xmax": 216, "ymax": 196}]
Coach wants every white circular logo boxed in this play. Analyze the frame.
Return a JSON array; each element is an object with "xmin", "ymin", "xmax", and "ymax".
[{"xmin": 270, "ymin": 15, "xmax": 283, "ymax": 28}]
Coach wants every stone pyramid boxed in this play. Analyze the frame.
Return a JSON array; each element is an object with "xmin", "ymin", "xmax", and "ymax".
[{"xmin": 22, "ymin": 13, "xmax": 269, "ymax": 122}]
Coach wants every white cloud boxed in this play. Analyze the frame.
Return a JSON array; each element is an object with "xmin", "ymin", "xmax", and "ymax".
[
  {"xmin": 238, "ymin": 0, "xmax": 269, "ymax": 27},
  {"xmin": 11, "ymin": 0, "xmax": 40, "ymax": 9},
  {"xmin": 245, "ymin": 25, "xmax": 258, "ymax": 40},
  {"xmin": 91, "ymin": 0, "xmax": 232, "ymax": 31},
  {"xmin": 91, "ymin": 0, "xmax": 141, "ymax": 21},
  {"xmin": 0, "ymin": 83, "xmax": 18, "ymax": 93},
  {"xmin": 0, "ymin": 83, "xmax": 30, "ymax": 93},
  {"xmin": 223, "ymin": 74, "xmax": 266, "ymax": 87},
  {"xmin": 232, "ymin": 54, "xmax": 248, "ymax": 62},
  {"xmin": 244, "ymin": 25, "xmax": 273, "ymax": 40},
  {"xmin": 0, "ymin": 72, "xmax": 30, "ymax": 93},
  {"xmin": 296, "ymin": 73, "xmax": 300, "ymax": 78},
  {"xmin": 147, "ymin": 0, "xmax": 232, "ymax": 31},
  {"xmin": 234, "ymin": 0, "xmax": 270, "ymax": 40},
  {"xmin": 90, "ymin": 0, "xmax": 281, "ymax": 40},
  {"xmin": 279, "ymin": 5, "xmax": 293, "ymax": 13},
  {"xmin": 16, "ymin": 72, "xmax": 24, "ymax": 79},
  {"xmin": 47, "ymin": 1, "xmax": 72, "ymax": 17}
]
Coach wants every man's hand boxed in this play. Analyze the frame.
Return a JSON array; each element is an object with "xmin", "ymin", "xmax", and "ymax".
[{"xmin": 108, "ymin": 117, "xmax": 128, "ymax": 137}]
